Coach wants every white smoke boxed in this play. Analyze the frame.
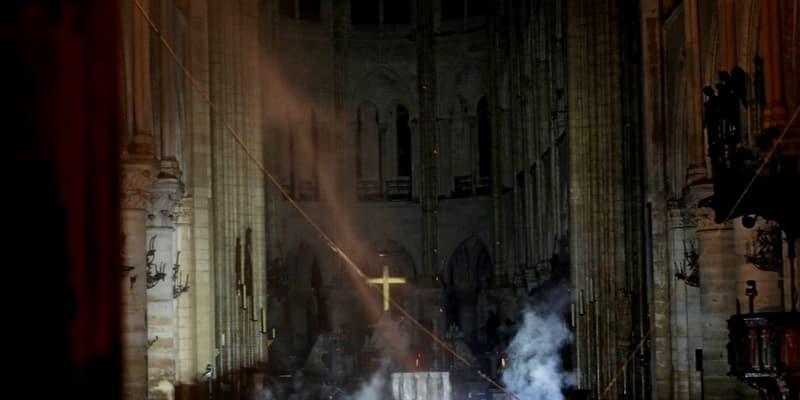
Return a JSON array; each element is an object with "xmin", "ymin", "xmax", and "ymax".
[
  {"xmin": 347, "ymin": 367, "xmax": 387, "ymax": 400},
  {"xmin": 501, "ymin": 301, "xmax": 575, "ymax": 399}
]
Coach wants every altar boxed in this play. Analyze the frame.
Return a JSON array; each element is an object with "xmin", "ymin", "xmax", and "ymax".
[{"xmin": 391, "ymin": 372, "xmax": 452, "ymax": 400}]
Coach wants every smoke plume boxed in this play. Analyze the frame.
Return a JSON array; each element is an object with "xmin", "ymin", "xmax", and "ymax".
[
  {"xmin": 501, "ymin": 287, "xmax": 575, "ymax": 400},
  {"xmin": 347, "ymin": 366, "xmax": 387, "ymax": 400}
]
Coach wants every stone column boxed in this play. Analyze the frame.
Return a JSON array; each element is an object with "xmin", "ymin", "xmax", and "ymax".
[
  {"xmin": 566, "ymin": 0, "xmax": 646, "ymax": 396},
  {"xmin": 330, "ymin": 0, "xmax": 350, "ymax": 240},
  {"xmin": 121, "ymin": 0, "xmax": 157, "ymax": 398},
  {"xmin": 683, "ymin": 0, "xmax": 707, "ymax": 184},
  {"xmin": 416, "ymin": 0, "xmax": 439, "ymax": 276},
  {"xmin": 131, "ymin": 0, "xmax": 154, "ymax": 155},
  {"xmin": 185, "ymin": 0, "xmax": 215, "ymax": 389},
  {"xmin": 488, "ymin": 0, "xmax": 506, "ymax": 280},
  {"xmin": 206, "ymin": 1, "xmax": 266, "ymax": 392},
  {"xmin": 146, "ymin": 178, "xmax": 182, "ymax": 398},
  {"xmin": 121, "ymin": 160, "xmax": 156, "ymax": 400},
  {"xmin": 175, "ymin": 199, "xmax": 196, "ymax": 384},
  {"xmin": 688, "ymin": 189, "xmax": 739, "ymax": 400},
  {"xmin": 668, "ymin": 204, "xmax": 704, "ymax": 400},
  {"xmin": 157, "ymin": 0, "xmax": 182, "ymax": 179}
]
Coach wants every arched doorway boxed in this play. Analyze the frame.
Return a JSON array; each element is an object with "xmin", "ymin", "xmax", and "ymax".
[{"xmin": 267, "ymin": 241, "xmax": 326, "ymax": 372}]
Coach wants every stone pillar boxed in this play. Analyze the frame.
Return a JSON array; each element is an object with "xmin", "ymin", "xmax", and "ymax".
[
  {"xmin": 207, "ymin": 1, "xmax": 266, "ymax": 393},
  {"xmin": 668, "ymin": 204, "xmax": 704, "ymax": 400},
  {"xmin": 688, "ymin": 187, "xmax": 739, "ymax": 400},
  {"xmin": 121, "ymin": 160, "xmax": 156, "ymax": 400},
  {"xmin": 131, "ymin": 0, "xmax": 154, "ymax": 154},
  {"xmin": 185, "ymin": 0, "xmax": 215, "ymax": 389},
  {"xmin": 121, "ymin": 0, "xmax": 157, "ymax": 398},
  {"xmin": 416, "ymin": 0, "xmax": 439, "ymax": 276},
  {"xmin": 147, "ymin": 178, "xmax": 182, "ymax": 398},
  {"xmin": 683, "ymin": 0, "xmax": 707, "ymax": 184},
  {"xmin": 564, "ymin": 0, "xmax": 647, "ymax": 396},
  {"xmin": 488, "ymin": 0, "xmax": 506, "ymax": 280},
  {"xmin": 330, "ymin": 0, "xmax": 350, "ymax": 236},
  {"xmin": 157, "ymin": 0, "xmax": 182, "ymax": 179},
  {"xmin": 174, "ymin": 199, "xmax": 196, "ymax": 384}
]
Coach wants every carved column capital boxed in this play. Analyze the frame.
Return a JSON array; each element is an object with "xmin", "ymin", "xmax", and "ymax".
[
  {"xmin": 158, "ymin": 157, "xmax": 182, "ymax": 180},
  {"xmin": 688, "ymin": 203, "xmax": 732, "ymax": 231},
  {"xmin": 121, "ymin": 161, "xmax": 156, "ymax": 210},
  {"xmin": 686, "ymin": 183, "xmax": 732, "ymax": 231},
  {"xmin": 685, "ymin": 163, "xmax": 709, "ymax": 186},
  {"xmin": 667, "ymin": 200, "xmax": 688, "ymax": 227},
  {"xmin": 148, "ymin": 178, "xmax": 183, "ymax": 228}
]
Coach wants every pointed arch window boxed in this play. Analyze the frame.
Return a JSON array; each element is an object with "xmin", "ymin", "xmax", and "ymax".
[
  {"xmin": 445, "ymin": 236, "xmax": 493, "ymax": 347},
  {"xmin": 385, "ymin": 104, "xmax": 412, "ymax": 200},
  {"xmin": 396, "ymin": 105, "xmax": 412, "ymax": 177},
  {"xmin": 357, "ymin": 102, "xmax": 382, "ymax": 200}
]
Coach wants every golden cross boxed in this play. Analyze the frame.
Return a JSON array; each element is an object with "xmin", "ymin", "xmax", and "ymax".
[{"xmin": 366, "ymin": 265, "xmax": 406, "ymax": 311}]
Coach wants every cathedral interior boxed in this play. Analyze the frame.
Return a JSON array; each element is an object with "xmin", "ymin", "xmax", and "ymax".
[{"xmin": 5, "ymin": 0, "xmax": 799, "ymax": 399}]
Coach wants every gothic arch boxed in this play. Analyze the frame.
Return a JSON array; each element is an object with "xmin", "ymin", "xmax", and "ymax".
[
  {"xmin": 351, "ymin": 66, "xmax": 415, "ymax": 113},
  {"xmin": 285, "ymin": 241, "xmax": 323, "ymax": 287},
  {"xmin": 445, "ymin": 235, "xmax": 492, "ymax": 291},
  {"xmin": 278, "ymin": 241, "xmax": 329, "ymax": 357},
  {"xmin": 395, "ymin": 104, "xmax": 412, "ymax": 177},
  {"xmin": 444, "ymin": 235, "xmax": 493, "ymax": 346},
  {"xmin": 449, "ymin": 65, "xmax": 488, "ymax": 112},
  {"xmin": 351, "ymin": 67, "xmax": 416, "ymax": 199},
  {"xmin": 356, "ymin": 100, "xmax": 382, "ymax": 196}
]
